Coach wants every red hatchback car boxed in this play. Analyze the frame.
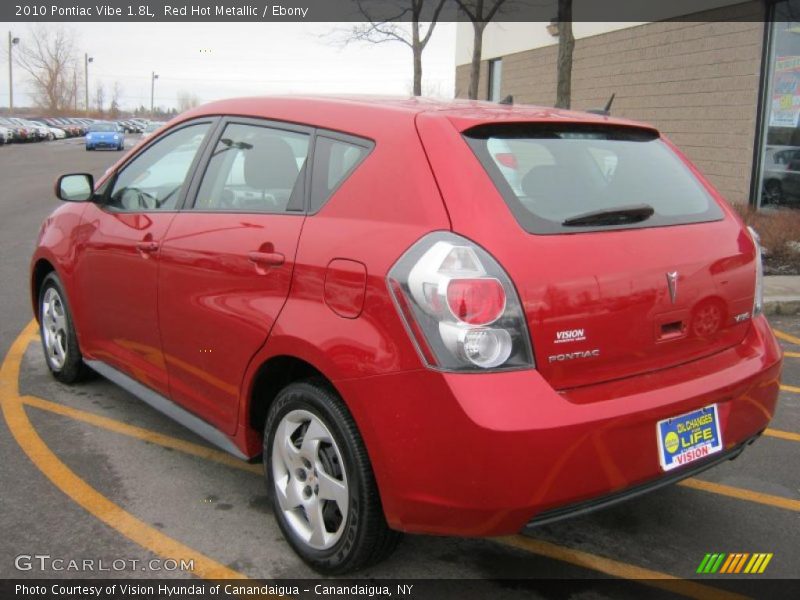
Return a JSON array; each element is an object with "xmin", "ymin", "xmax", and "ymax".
[{"xmin": 31, "ymin": 97, "xmax": 782, "ymax": 573}]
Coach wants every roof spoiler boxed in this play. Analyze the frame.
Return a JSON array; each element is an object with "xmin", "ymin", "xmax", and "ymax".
[{"xmin": 586, "ymin": 93, "xmax": 616, "ymax": 116}]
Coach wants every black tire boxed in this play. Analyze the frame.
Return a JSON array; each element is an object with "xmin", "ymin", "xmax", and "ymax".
[
  {"xmin": 264, "ymin": 380, "xmax": 400, "ymax": 574},
  {"xmin": 38, "ymin": 272, "xmax": 89, "ymax": 383}
]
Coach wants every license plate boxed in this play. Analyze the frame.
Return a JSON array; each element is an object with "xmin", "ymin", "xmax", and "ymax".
[{"xmin": 657, "ymin": 405, "xmax": 723, "ymax": 471}]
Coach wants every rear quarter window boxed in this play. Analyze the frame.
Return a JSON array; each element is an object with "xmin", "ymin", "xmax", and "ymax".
[
  {"xmin": 464, "ymin": 124, "xmax": 724, "ymax": 234},
  {"xmin": 309, "ymin": 135, "xmax": 373, "ymax": 213}
]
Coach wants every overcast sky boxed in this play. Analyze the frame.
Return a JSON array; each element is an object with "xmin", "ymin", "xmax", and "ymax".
[{"xmin": 5, "ymin": 22, "xmax": 457, "ymax": 110}]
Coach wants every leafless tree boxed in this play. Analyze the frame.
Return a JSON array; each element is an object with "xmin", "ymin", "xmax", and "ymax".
[
  {"xmin": 342, "ymin": 0, "xmax": 446, "ymax": 96},
  {"xmin": 94, "ymin": 81, "xmax": 105, "ymax": 114},
  {"xmin": 15, "ymin": 26, "xmax": 80, "ymax": 112},
  {"xmin": 455, "ymin": 0, "xmax": 509, "ymax": 100},
  {"xmin": 109, "ymin": 82, "xmax": 122, "ymax": 118},
  {"xmin": 177, "ymin": 90, "xmax": 200, "ymax": 113},
  {"xmin": 555, "ymin": 0, "xmax": 574, "ymax": 109}
]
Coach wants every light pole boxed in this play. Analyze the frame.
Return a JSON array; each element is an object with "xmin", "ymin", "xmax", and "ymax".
[
  {"xmin": 8, "ymin": 32, "xmax": 19, "ymax": 111},
  {"xmin": 84, "ymin": 53, "xmax": 93, "ymax": 115},
  {"xmin": 150, "ymin": 72, "xmax": 159, "ymax": 117}
]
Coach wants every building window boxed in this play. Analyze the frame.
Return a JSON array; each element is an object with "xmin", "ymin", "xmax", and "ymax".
[
  {"xmin": 756, "ymin": 0, "xmax": 800, "ymax": 209},
  {"xmin": 488, "ymin": 59, "xmax": 502, "ymax": 102}
]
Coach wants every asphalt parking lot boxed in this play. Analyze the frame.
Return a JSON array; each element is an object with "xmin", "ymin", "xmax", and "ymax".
[{"xmin": 0, "ymin": 139, "xmax": 797, "ymax": 597}]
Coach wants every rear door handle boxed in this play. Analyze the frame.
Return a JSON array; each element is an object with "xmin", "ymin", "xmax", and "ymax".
[
  {"xmin": 248, "ymin": 251, "xmax": 285, "ymax": 267},
  {"xmin": 136, "ymin": 241, "xmax": 159, "ymax": 254}
]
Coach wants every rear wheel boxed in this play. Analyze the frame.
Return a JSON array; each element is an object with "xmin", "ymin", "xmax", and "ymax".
[
  {"xmin": 39, "ymin": 273, "xmax": 89, "ymax": 383},
  {"xmin": 264, "ymin": 381, "xmax": 400, "ymax": 574}
]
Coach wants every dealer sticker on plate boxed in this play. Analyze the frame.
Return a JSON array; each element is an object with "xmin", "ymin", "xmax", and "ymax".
[{"xmin": 657, "ymin": 405, "xmax": 723, "ymax": 471}]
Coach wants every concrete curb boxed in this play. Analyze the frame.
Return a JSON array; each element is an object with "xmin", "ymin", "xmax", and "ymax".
[{"xmin": 764, "ymin": 296, "xmax": 800, "ymax": 316}]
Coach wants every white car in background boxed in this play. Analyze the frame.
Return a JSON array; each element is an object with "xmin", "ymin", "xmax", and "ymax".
[{"xmin": 0, "ymin": 126, "xmax": 12, "ymax": 145}]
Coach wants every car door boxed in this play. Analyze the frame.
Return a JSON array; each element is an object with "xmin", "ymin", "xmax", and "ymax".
[
  {"xmin": 157, "ymin": 119, "xmax": 311, "ymax": 433},
  {"xmin": 75, "ymin": 120, "xmax": 216, "ymax": 396}
]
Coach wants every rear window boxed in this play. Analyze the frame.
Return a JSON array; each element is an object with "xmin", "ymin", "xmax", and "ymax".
[{"xmin": 464, "ymin": 124, "xmax": 723, "ymax": 234}]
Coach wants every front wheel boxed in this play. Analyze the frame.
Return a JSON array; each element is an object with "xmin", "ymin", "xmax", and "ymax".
[
  {"xmin": 39, "ymin": 273, "xmax": 89, "ymax": 383},
  {"xmin": 264, "ymin": 381, "xmax": 400, "ymax": 574}
]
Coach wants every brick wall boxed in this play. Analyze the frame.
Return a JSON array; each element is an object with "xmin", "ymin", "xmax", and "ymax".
[{"xmin": 455, "ymin": 2, "xmax": 766, "ymax": 205}]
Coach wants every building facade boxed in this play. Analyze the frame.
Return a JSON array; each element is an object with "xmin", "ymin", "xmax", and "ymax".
[{"xmin": 455, "ymin": 0, "xmax": 800, "ymax": 210}]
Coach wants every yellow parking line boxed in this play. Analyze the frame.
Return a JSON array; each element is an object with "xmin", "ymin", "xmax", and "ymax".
[
  {"xmin": 780, "ymin": 384, "xmax": 800, "ymax": 393},
  {"xmin": 764, "ymin": 428, "xmax": 800, "ymax": 443},
  {"xmin": 774, "ymin": 328, "xmax": 800, "ymax": 345},
  {"xmin": 678, "ymin": 478, "xmax": 800, "ymax": 512},
  {"xmin": 784, "ymin": 351, "xmax": 800, "ymax": 358},
  {"xmin": 31, "ymin": 388, "xmax": 800, "ymax": 516},
  {"xmin": 496, "ymin": 536, "xmax": 749, "ymax": 600},
  {"xmin": 773, "ymin": 328, "xmax": 800, "ymax": 346},
  {"xmin": 0, "ymin": 322, "xmax": 248, "ymax": 580},
  {"xmin": 20, "ymin": 394, "xmax": 262, "ymax": 476}
]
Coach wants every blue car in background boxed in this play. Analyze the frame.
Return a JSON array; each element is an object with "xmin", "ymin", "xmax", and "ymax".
[{"xmin": 85, "ymin": 122, "xmax": 125, "ymax": 151}]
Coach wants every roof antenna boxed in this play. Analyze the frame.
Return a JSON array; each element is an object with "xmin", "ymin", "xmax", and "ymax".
[
  {"xmin": 498, "ymin": 94, "xmax": 513, "ymax": 105},
  {"xmin": 587, "ymin": 93, "xmax": 615, "ymax": 116}
]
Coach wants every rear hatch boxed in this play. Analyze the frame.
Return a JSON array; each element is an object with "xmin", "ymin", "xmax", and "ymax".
[{"xmin": 416, "ymin": 111, "xmax": 757, "ymax": 390}]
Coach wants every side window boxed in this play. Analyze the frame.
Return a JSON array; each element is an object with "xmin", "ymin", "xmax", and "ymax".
[
  {"xmin": 309, "ymin": 136, "xmax": 371, "ymax": 213},
  {"xmin": 107, "ymin": 123, "xmax": 211, "ymax": 211},
  {"xmin": 192, "ymin": 123, "xmax": 309, "ymax": 212}
]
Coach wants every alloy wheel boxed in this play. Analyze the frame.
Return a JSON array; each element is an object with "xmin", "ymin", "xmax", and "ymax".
[
  {"xmin": 271, "ymin": 409, "xmax": 349, "ymax": 550},
  {"xmin": 41, "ymin": 287, "xmax": 68, "ymax": 370}
]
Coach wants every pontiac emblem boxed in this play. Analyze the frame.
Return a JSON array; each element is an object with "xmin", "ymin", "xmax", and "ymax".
[{"xmin": 666, "ymin": 271, "xmax": 678, "ymax": 304}]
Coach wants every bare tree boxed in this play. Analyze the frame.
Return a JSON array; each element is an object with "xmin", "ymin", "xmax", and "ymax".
[
  {"xmin": 555, "ymin": 0, "xmax": 574, "ymax": 109},
  {"xmin": 15, "ymin": 26, "xmax": 79, "ymax": 112},
  {"xmin": 177, "ymin": 90, "xmax": 200, "ymax": 113},
  {"xmin": 94, "ymin": 81, "xmax": 105, "ymax": 115},
  {"xmin": 109, "ymin": 82, "xmax": 122, "ymax": 118},
  {"xmin": 342, "ymin": 0, "xmax": 446, "ymax": 96},
  {"xmin": 455, "ymin": 0, "xmax": 509, "ymax": 100}
]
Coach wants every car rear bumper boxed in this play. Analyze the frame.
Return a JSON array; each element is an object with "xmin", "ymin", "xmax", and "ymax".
[{"xmin": 337, "ymin": 315, "xmax": 782, "ymax": 536}]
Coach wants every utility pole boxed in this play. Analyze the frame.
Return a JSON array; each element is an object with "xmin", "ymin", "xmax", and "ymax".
[
  {"xmin": 8, "ymin": 32, "xmax": 19, "ymax": 111},
  {"xmin": 150, "ymin": 72, "xmax": 159, "ymax": 117},
  {"xmin": 84, "ymin": 53, "xmax": 93, "ymax": 115}
]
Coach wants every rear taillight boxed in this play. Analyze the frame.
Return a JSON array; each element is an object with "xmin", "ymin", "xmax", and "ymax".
[
  {"xmin": 388, "ymin": 232, "xmax": 534, "ymax": 372},
  {"xmin": 493, "ymin": 153, "xmax": 518, "ymax": 169},
  {"xmin": 748, "ymin": 226, "xmax": 764, "ymax": 316}
]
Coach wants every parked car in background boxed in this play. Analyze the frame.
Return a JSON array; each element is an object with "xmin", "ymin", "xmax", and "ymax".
[
  {"xmin": 29, "ymin": 119, "xmax": 67, "ymax": 140},
  {"xmin": 141, "ymin": 121, "xmax": 164, "ymax": 139},
  {"xmin": 9, "ymin": 118, "xmax": 49, "ymax": 141},
  {"xmin": 118, "ymin": 120, "xmax": 143, "ymax": 134},
  {"xmin": 85, "ymin": 121, "xmax": 125, "ymax": 151},
  {"xmin": 761, "ymin": 144, "xmax": 800, "ymax": 205},
  {"xmin": 0, "ymin": 117, "xmax": 29, "ymax": 142},
  {"xmin": 0, "ymin": 125, "xmax": 12, "ymax": 145},
  {"xmin": 33, "ymin": 97, "xmax": 781, "ymax": 574}
]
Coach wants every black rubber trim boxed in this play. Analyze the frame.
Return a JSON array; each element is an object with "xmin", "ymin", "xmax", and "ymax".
[{"xmin": 524, "ymin": 433, "xmax": 760, "ymax": 529}]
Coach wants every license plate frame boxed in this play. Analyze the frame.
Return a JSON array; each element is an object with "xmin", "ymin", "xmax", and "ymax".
[{"xmin": 657, "ymin": 405, "xmax": 723, "ymax": 471}]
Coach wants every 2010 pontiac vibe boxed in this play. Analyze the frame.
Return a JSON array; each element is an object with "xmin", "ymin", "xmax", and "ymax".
[{"xmin": 30, "ymin": 96, "xmax": 783, "ymax": 573}]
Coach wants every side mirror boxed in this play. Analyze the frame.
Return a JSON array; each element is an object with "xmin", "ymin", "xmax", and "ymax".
[{"xmin": 55, "ymin": 173, "xmax": 94, "ymax": 202}]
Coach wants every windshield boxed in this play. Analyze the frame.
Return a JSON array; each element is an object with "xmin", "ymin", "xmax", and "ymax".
[
  {"xmin": 464, "ymin": 124, "xmax": 723, "ymax": 234},
  {"xmin": 90, "ymin": 123, "xmax": 117, "ymax": 132}
]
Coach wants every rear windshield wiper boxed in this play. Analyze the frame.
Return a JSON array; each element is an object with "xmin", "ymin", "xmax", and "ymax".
[{"xmin": 562, "ymin": 204, "xmax": 655, "ymax": 227}]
